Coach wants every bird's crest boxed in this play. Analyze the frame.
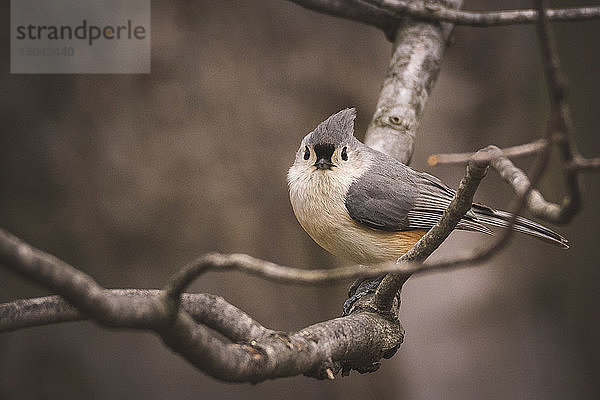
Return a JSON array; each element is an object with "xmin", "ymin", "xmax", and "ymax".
[{"xmin": 306, "ymin": 108, "xmax": 356, "ymax": 145}]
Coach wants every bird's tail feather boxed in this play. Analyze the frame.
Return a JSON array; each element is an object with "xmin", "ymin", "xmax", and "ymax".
[{"xmin": 470, "ymin": 203, "xmax": 569, "ymax": 249}]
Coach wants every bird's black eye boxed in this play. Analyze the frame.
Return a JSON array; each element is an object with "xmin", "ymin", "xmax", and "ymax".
[
  {"xmin": 303, "ymin": 146, "xmax": 310, "ymax": 160},
  {"xmin": 341, "ymin": 146, "xmax": 348, "ymax": 161}
]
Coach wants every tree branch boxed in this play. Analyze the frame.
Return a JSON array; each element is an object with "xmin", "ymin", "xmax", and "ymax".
[
  {"xmin": 0, "ymin": 226, "xmax": 408, "ymax": 381},
  {"xmin": 289, "ymin": 0, "xmax": 600, "ymax": 34},
  {"xmin": 428, "ymin": 139, "xmax": 549, "ymax": 166},
  {"xmin": 288, "ymin": 0, "xmax": 398, "ymax": 37},
  {"xmin": 363, "ymin": 0, "xmax": 462, "ymax": 164},
  {"xmin": 373, "ymin": 147, "xmax": 490, "ymax": 311},
  {"xmin": 0, "ymin": 290, "xmax": 272, "ymax": 343},
  {"xmin": 533, "ymin": 0, "xmax": 583, "ymax": 224},
  {"xmin": 366, "ymin": 0, "xmax": 600, "ymax": 27},
  {"xmin": 568, "ymin": 155, "xmax": 600, "ymax": 172}
]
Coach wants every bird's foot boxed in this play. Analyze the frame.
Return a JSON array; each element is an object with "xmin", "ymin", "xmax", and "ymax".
[{"xmin": 343, "ymin": 275, "xmax": 385, "ymax": 316}]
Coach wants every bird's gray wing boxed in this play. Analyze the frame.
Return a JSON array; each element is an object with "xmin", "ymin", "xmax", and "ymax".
[
  {"xmin": 345, "ymin": 166, "xmax": 417, "ymax": 231},
  {"xmin": 345, "ymin": 161, "xmax": 492, "ymax": 234},
  {"xmin": 407, "ymin": 169, "xmax": 492, "ymax": 234}
]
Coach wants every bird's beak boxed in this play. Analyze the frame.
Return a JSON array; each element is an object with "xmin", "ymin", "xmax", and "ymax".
[{"xmin": 314, "ymin": 158, "xmax": 335, "ymax": 170}]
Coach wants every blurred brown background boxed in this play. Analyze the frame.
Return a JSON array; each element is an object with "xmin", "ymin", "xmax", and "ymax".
[{"xmin": 1, "ymin": 0, "xmax": 599, "ymax": 399}]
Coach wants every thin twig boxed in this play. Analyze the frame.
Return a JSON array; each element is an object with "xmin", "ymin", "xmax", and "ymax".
[
  {"xmin": 163, "ymin": 253, "xmax": 417, "ymax": 310},
  {"xmin": 366, "ymin": 0, "xmax": 600, "ymax": 27},
  {"xmin": 490, "ymin": 153, "xmax": 561, "ymax": 222},
  {"xmin": 567, "ymin": 156, "xmax": 600, "ymax": 172},
  {"xmin": 428, "ymin": 139, "xmax": 548, "ymax": 166},
  {"xmin": 534, "ymin": 0, "xmax": 582, "ymax": 224}
]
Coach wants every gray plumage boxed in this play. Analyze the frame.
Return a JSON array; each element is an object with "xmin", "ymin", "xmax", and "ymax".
[
  {"xmin": 305, "ymin": 108, "xmax": 358, "ymax": 147},
  {"xmin": 345, "ymin": 148, "xmax": 569, "ymax": 248},
  {"xmin": 289, "ymin": 108, "xmax": 569, "ymax": 262},
  {"xmin": 345, "ymin": 154, "xmax": 496, "ymax": 235}
]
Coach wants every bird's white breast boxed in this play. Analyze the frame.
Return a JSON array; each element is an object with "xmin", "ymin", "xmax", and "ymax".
[
  {"xmin": 288, "ymin": 163, "xmax": 361, "ymax": 253},
  {"xmin": 288, "ymin": 154, "xmax": 409, "ymax": 265}
]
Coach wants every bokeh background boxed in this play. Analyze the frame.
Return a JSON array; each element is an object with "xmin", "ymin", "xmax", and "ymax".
[{"xmin": 1, "ymin": 0, "xmax": 599, "ymax": 399}]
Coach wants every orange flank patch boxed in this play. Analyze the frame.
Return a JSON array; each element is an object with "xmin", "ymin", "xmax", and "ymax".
[{"xmin": 387, "ymin": 229, "xmax": 428, "ymax": 255}]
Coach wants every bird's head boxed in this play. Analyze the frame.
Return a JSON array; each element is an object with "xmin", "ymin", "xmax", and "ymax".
[{"xmin": 292, "ymin": 108, "xmax": 362, "ymax": 172}]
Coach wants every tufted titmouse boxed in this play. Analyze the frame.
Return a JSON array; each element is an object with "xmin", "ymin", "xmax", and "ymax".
[{"xmin": 288, "ymin": 108, "xmax": 568, "ymax": 266}]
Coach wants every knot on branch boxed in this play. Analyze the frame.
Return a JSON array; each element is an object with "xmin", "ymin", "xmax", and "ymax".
[{"xmin": 304, "ymin": 358, "xmax": 341, "ymax": 380}]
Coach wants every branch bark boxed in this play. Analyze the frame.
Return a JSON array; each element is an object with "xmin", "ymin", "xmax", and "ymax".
[
  {"xmin": 533, "ymin": 0, "xmax": 582, "ymax": 224},
  {"xmin": 428, "ymin": 139, "xmax": 549, "ymax": 166},
  {"xmin": 367, "ymin": 0, "xmax": 600, "ymax": 27},
  {"xmin": 363, "ymin": 0, "xmax": 463, "ymax": 164},
  {"xmin": 0, "ymin": 290, "xmax": 272, "ymax": 342},
  {"xmin": 0, "ymin": 227, "xmax": 406, "ymax": 381},
  {"xmin": 289, "ymin": 0, "xmax": 600, "ymax": 35}
]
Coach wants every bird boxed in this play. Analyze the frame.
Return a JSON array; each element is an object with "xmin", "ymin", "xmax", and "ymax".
[{"xmin": 287, "ymin": 108, "xmax": 569, "ymax": 267}]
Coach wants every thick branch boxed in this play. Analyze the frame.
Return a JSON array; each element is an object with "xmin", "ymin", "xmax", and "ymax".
[
  {"xmin": 0, "ymin": 226, "xmax": 408, "ymax": 381},
  {"xmin": 364, "ymin": 0, "xmax": 463, "ymax": 164},
  {"xmin": 0, "ymin": 290, "xmax": 272, "ymax": 343},
  {"xmin": 160, "ymin": 309, "xmax": 402, "ymax": 382}
]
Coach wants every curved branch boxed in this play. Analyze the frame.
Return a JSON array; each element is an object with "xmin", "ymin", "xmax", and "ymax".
[
  {"xmin": 367, "ymin": 0, "xmax": 600, "ymax": 27},
  {"xmin": 0, "ymin": 229, "xmax": 169, "ymax": 329},
  {"xmin": 0, "ymin": 289, "xmax": 402, "ymax": 382},
  {"xmin": 162, "ymin": 253, "xmax": 422, "ymax": 310},
  {"xmin": 0, "ymin": 225, "xmax": 403, "ymax": 382},
  {"xmin": 0, "ymin": 290, "xmax": 272, "ymax": 343},
  {"xmin": 428, "ymin": 138, "xmax": 582, "ymax": 224},
  {"xmin": 534, "ymin": 0, "xmax": 582, "ymax": 224},
  {"xmin": 0, "ymin": 226, "xmax": 407, "ymax": 381},
  {"xmin": 289, "ymin": 0, "xmax": 600, "ymax": 34}
]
